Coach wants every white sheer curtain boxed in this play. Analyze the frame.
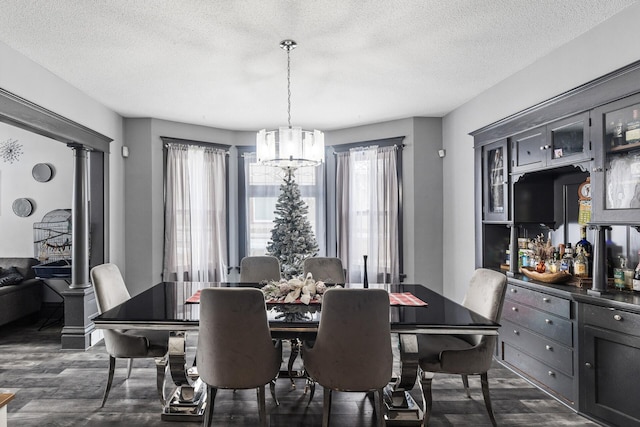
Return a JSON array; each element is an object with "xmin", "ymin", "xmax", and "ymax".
[
  {"xmin": 336, "ymin": 145, "xmax": 400, "ymax": 284},
  {"xmin": 163, "ymin": 143, "xmax": 227, "ymax": 282}
]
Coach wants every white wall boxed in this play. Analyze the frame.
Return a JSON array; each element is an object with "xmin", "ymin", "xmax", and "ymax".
[
  {"xmin": 0, "ymin": 122, "xmax": 72, "ymax": 257},
  {"xmin": 0, "ymin": 40, "xmax": 126, "ymax": 271},
  {"xmin": 443, "ymin": 2, "xmax": 640, "ymax": 302}
]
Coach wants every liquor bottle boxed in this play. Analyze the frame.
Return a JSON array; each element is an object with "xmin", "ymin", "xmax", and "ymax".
[
  {"xmin": 573, "ymin": 247, "xmax": 588, "ymax": 278},
  {"xmin": 560, "ymin": 243, "xmax": 574, "ymax": 273},
  {"xmin": 633, "ymin": 251, "xmax": 640, "ymax": 292},
  {"xmin": 626, "ymin": 109, "xmax": 640, "ymax": 144},
  {"xmin": 614, "ymin": 256, "xmax": 627, "ymax": 291},
  {"xmin": 575, "ymin": 226, "xmax": 593, "ymax": 276}
]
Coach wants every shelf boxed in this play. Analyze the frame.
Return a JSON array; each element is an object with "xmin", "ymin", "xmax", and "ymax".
[{"xmin": 609, "ymin": 140, "xmax": 640, "ymax": 153}]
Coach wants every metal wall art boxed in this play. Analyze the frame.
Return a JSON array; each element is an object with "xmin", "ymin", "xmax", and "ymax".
[
  {"xmin": 12, "ymin": 198, "xmax": 33, "ymax": 217},
  {"xmin": 0, "ymin": 138, "xmax": 23, "ymax": 163},
  {"xmin": 32, "ymin": 163, "xmax": 53, "ymax": 182}
]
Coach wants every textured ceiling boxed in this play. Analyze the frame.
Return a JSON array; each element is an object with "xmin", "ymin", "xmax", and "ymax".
[{"xmin": 0, "ymin": 0, "xmax": 637, "ymax": 131}]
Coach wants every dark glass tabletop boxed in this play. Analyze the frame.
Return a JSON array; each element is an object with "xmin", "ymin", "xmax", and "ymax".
[{"xmin": 93, "ymin": 282, "xmax": 499, "ymax": 335}]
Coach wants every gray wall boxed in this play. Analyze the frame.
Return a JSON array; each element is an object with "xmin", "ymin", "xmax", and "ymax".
[
  {"xmin": 442, "ymin": 2, "xmax": 640, "ymax": 302},
  {"xmin": 122, "ymin": 116, "xmax": 444, "ymax": 295},
  {"xmin": 0, "ymin": 40, "xmax": 127, "ymax": 270}
]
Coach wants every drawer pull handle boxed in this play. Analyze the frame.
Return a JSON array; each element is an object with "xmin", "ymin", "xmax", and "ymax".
[
  {"xmin": 545, "ymin": 318, "xmax": 552, "ymax": 324},
  {"xmin": 548, "ymin": 371, "xmax": 555, "ymax": 377},
  {"xmin": 510, "ymin": 288, "xmax": 517, "ymax": 293},
  {"xmin": 512, "ymin": 307, "xmax": 518, "ymax": 312},
  {"xmin": 545, "ymin": 345, "xmax": 553, "ymax": 351},
  {"xmin": 613, "ymin": 314, "xmax": 622, "ymax": 321},
  {"xmin": 514, "ymin": 330, "xmax": 519, "ymax": 335},
  {"xmin": 585, "ymin": 362, "xmax": 592, "ymax": 369},
  {"xmin": 543, "ymin": 297, "xmax": 550, "ymax": 302}
]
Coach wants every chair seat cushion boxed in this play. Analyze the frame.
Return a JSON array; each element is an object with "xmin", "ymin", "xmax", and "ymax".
[
  {"xmin": 105, "ymin": 329, "xmax": 169, "ymax": 358},
  {"xmin": 417, "ymin": 334, "xmax": 474, "ymax": 372},
  {"xmin": 418, "ymin": 333, "xmax": 497, "ymax": 374}
]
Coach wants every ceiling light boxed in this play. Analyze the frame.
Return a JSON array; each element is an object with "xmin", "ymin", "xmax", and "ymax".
[{"xmin": 256, "ymin": 40, "xmax": 324, "ymax": 168}]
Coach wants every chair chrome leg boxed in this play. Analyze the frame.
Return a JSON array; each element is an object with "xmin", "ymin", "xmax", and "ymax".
[
  {"xmin": 257, "ymin": 385, "xmax": 267, "ymax": 427},
  {"xmin": 480, "ymin": 372, "xmax": 497, "ymax": 426},
  {"xmin": 461, "ymin": 374, "xmax": 471, "ymax": 398},
  {"xmin": 204, "ymin": 385, "xmax": 216, "ymax": 427},
  {"xmin": 155, "ymin": 354, "xmax": 168, "ymax": 406},
  {"xmin": 374, "ymin": 389, "xmax": 385, "ymax": 427},
  {"xmin": 126, "ymin": 358, "xmax": 133, "ymax": 379},
  {"xmin": 270, "ymin": 379, "xmax": 279, "ymax": 406},
  {"xmin": 101, "ymin": 355, "xmax": 116, "ymax": 408},
  {"xmin": 306, "ymin": 378, "xmax": 316, "ymax": 406},
  {"xmin": 287, "ymin": 339, "xmax": 300, "ymax": 389},
  {"xmin": 418, "ymin": 369, "xmax": 434, "ymax": 426},
  {"xmin": 322, "ymin": 388, "xmax": 332, "ymax": 427}
]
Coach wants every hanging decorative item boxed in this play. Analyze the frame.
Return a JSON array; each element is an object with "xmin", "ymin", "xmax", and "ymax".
[
  {"xmin": 32, "ymin": 163, "xmax": 54, "ymax": 182},
  {"xmin": 0, "ymin": 138, "xmax": 23, "ymax": 163},
  {"xmin": 12, "ymin": 198, "xmax": 33, "ymax": 217}
]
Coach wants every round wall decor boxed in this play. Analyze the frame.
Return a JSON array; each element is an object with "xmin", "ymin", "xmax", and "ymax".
[
  {"xmin": 12, "ymin": 198, "xmax": 33, "ymax": 217},
  {"xmin": 32, "ymin": 163, "xmax": 53, "ymax": 182}
]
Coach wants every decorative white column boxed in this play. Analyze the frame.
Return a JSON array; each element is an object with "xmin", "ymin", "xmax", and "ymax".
[{"xmin": 69, "ymin": 143, "xmax": 91, "ymax": 289}]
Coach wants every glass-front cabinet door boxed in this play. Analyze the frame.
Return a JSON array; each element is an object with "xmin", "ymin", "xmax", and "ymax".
[
  {"xmin": 483, "ymin": 139, "xmax": 509, "ymax": 222},
  {"xmin": 547, "ymin": 112, "xmax": 590, "ymax": 167},
  {"xmin": 592, "ymin": 93, "xmax": 640, "ymax": 224}
]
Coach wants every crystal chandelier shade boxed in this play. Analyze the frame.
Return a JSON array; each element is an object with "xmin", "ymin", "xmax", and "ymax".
[{"xmin": 256, "ymin": 40, "xmax": 324, "ymax": 168}]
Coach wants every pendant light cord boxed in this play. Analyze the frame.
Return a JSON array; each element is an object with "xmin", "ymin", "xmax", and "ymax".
[{"xmin": 286, "ymin": 45, "xmax": 292, "ymax": 129}]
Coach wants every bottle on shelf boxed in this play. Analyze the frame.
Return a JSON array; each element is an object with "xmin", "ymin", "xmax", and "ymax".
[
  {"xmin": 614, "ymin": 256, "xmax": 627, "ymax": 291},
  {"xmin": 633, "ymin": 251, "xmax": 640, "ymax": 292},
  {"xmin": 575, "ymin": 226, "xmax": 593, "ymax": 276},
  {"xmin": 613, "ymin": 118, "xmax": 624, "ymax": 146},
  {"xmin": 573, "ymin": 247, "xmax": 589, "ymax": 278},
  {"xmin": 626, "ymin": 109, "xmax": 640, "ymax": 145},
  {"xmin": 560, "ymin": 243, "xmax": 574, "ymax": 273}
]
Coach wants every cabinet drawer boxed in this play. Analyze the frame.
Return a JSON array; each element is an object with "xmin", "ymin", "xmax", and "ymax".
[
  {"xmin": 502, "ymin": 300, "xmax": 573, "ymax": 346},
  {"xmin": 506, "ymin": 284, "xmax": 571, "ymax": 318},
  {"xmin": 582, "ymin": 304, "xmax": 640, "ymax": 337},
  {"xmin": 503, "ymin": 343, "xmax": 574, "ymax": 402},
  {"xmin": 500, "ymin": 319, "xmax": 573, "ymax": 376}
]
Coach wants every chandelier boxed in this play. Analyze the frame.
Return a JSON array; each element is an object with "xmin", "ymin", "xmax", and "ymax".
[{"xmin": 256, "ymin": 40, "xmax": 324, "ymax": 168}]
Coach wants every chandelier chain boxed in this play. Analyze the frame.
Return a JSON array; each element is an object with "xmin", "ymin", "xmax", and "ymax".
[{"xmin": 287, "ymin": 46, "xmax": 292, "ymax": 128}]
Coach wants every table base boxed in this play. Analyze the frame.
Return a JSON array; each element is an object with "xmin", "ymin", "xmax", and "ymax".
[{"xmin": 161, "ymin": 378, "xmax": 206, "ymax": 422}]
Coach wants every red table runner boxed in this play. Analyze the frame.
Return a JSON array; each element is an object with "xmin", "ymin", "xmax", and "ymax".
[{"xmin": 186, "ymin": 289, "xmax": 427, "ymax": 306}]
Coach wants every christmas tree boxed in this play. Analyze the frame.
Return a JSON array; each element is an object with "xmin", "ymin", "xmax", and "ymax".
[{"xmin": 267, "ymin": 168, "xmax": 319, "ymax": 278}]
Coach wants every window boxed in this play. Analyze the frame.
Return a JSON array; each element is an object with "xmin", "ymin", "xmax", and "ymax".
[
  {"xmin": 238, "ymin": 150, "xmax": 325, "ymax": 258},
  {"xmin": 162, "ymin": 138, "xmax": 229, "ymax": 282}
]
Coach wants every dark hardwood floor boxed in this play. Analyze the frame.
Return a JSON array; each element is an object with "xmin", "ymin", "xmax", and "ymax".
[{"xmin": 0, "ymin": 319, "xmax": 599, "ymax": 426}]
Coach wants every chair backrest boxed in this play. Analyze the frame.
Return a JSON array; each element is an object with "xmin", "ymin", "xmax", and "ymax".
[
  {"xmin": 196, "ymin": 287, "xmax": 280, "ymax": 389},
  {"xmin": 303, "ymin": 257, "xmax": 345, "ymax": 284},
  {"xmin": 90, "ymin": 263, "xmax": 132, "ymax": 314},
  {"xmin": 461, "ymin": 268, "xmax": 507, "ymax": 346},
  {"xmin": 239, "ymin": 256, "xmax": 281, "ymax": 283},
  {"xmin": 310, "ymin": 288, "xmax": 392, "ymax": 391}
]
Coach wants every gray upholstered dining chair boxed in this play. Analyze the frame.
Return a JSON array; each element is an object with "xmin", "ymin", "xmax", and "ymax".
[
  {"xmin": 302, "ymin": 288, "xmax": 393, "ymax": 427},
  {"xmin": 417, "ymin": 268, "xmax": 507, "ymax": 426},
  {"xmin": 240, "ymin": 255, "xmax": 281, "ymax": 283},
  {"xmin": 197, "ymin": 287, "xmax": 282, "ymax": 427},
  {"xmin": 90, "ymin": 263, "xmax": 169, "ymax": 408},
  {"xmin": 302, "ymin": 257, "xmax": 346, "ymax": 284}
]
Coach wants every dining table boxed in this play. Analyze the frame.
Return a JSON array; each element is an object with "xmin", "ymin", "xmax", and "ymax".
[{"xmin": 92, "ymin": 281, "xmax": 500, "ymax": 425}]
